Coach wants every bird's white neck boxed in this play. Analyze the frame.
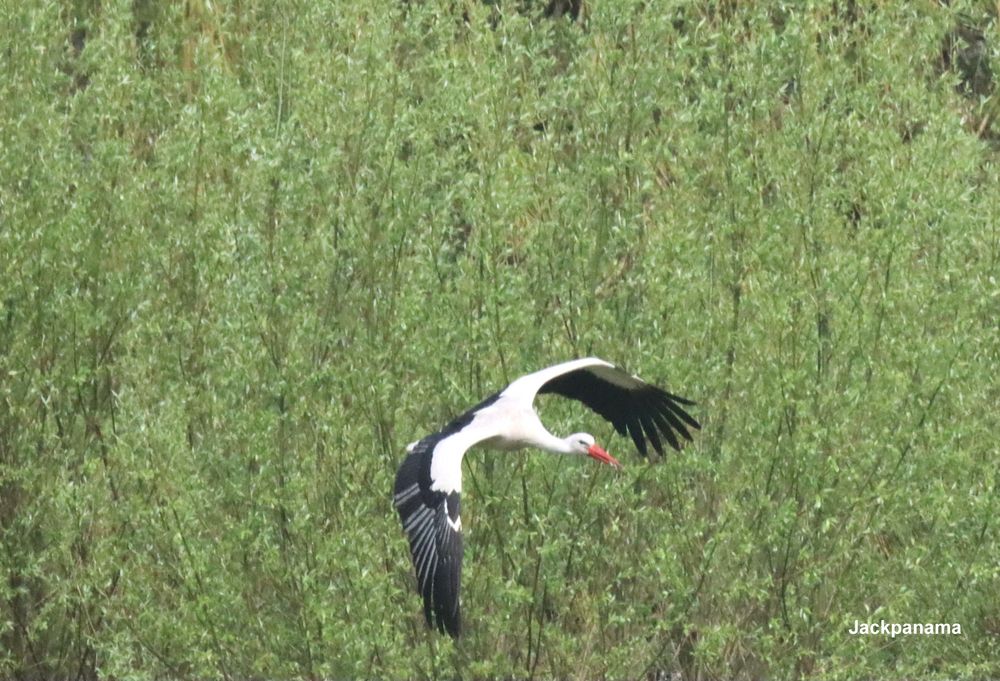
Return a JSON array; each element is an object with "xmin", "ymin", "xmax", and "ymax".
[{"xmin": 533, "ymin": 430, "xmax": 576, "ymax": 455}]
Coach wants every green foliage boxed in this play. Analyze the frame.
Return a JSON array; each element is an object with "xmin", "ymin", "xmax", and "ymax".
[{"xmin": 1, "ymin": 1, "xmax": 998, "ymax": 679}]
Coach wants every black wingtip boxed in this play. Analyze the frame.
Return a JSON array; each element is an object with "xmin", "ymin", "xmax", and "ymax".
[
  {"xmin": 626, "ymin": 418, "xmax": 648, "ymax": 456},
  {"xmin": 430, "ymin": 587, "xmax": 461, "ymax": 638},
  {"xmin": 666, "ymin": 399, "xmax": 701, "ymax": 432},
  {"xmin": 423, "ymin": 584, "xmax": 461, "ymax": 639},
  {"xmin": 439, "ymin": 610, "xmax": 461, "ymax": 639},
  {"xmin": 663, "ymin": 389, "xmax": 697, "ymax": 407}
]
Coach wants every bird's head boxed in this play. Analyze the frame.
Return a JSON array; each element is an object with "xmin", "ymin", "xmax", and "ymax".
[{"xmin": 568, "ymin": 433, "xmax": 621, "ymax": 469}]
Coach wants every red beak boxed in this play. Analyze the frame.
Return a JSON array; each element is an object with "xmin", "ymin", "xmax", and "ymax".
[{"xmin": 587, "ymin": 443, "xmax": 621, "ymax": 469}]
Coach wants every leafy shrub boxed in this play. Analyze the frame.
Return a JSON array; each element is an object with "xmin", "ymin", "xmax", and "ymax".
[{"xmin": 1, "ymin": 1, "xmax": 997, "ymax": 679}]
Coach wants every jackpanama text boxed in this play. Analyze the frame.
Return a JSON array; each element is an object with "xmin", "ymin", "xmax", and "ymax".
[{"xmin": 849, "ymin": 620, "xmax": 961, "ymax": 637}]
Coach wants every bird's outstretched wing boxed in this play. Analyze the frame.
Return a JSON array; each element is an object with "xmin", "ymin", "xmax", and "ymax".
[
  {"xmin": 393, "ymin": 434, "xmax": 464, "ymax": 638},
  {"xmin": 393, "ymin": 392, "xmax": 500, "ymax": 638},
  {"xmin": 536, "ymin": 360, "xmax": 701, "ymax": 456}
]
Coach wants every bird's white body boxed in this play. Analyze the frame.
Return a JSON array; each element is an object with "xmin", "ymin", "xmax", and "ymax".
[
  {"xmin": 417, "ymin": 358, "xmax": 620, "ymax": 493},
  {"xmin": 393, "ymin": 356, "xmax": 700, "ymax": 638}
]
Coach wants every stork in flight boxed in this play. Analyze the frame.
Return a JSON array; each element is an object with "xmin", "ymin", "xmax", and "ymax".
[{"xmin": 392, "ymin": 357, "xmax": 700, "ymax": 638}]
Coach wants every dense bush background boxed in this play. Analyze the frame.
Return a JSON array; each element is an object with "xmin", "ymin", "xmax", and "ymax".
[{"xmin": 2, "ymin": 1, "xmax": 998, "ymax": 679}]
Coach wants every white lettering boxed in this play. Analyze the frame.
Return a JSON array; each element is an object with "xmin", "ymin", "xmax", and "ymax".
[{"xmin": 848, "ymin": 619, "xmax": 962, "ymax": 636}]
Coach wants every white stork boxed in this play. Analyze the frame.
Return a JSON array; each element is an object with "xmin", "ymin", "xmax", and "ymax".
[{"xmin": 392, "ymin": 357, "xmax": 700, "ymax": 638}]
